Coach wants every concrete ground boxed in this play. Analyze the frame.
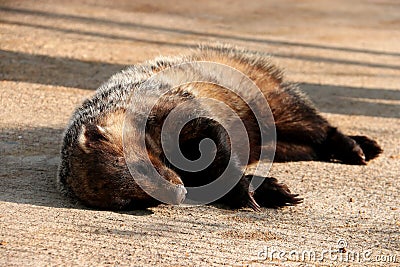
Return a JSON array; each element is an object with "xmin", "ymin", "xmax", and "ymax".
[{"xmin": 0, "ymin": 0, "xmax": 399, "ymax": 266}]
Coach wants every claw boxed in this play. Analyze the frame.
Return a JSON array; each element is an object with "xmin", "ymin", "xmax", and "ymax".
[
  {"xmin": 252, "ymin": 176, "xmax": 304, "ymax": 208},
  {"xmin": 247, "ymin": 194, "xmax": 261, "ymax": 212},
  {"xmin": 285, "ymin": 196, "xmax": 303, "ymax": 206}
]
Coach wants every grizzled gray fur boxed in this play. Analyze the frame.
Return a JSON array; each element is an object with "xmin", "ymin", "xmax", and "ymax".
[{"xmin": 58, "ymin": 44, "xmax": 382, "ymax": 211}]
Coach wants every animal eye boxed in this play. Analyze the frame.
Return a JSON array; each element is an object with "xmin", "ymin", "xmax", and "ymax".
[{"xmin": 114, "ymin": 157, "xmax": 125, "ymax": 165}]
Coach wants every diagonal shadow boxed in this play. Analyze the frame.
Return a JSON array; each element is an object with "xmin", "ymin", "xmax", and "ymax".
[
  {"xmin": 0, "ymin": 19, "xmax": 196, "ymax": 49},
  {"xmin": 0, "ymin": 50, "xmax": 126, "ymax": 90},
  {"xmin": 1, "ymin": 6, "xmax": 400, "ymax": 57},
  {"xmin": 1, "ymin": 18, "xmax": 400, "ymax": 71},
  {"xmin": 301, "ymin": 83, "xmax": 400, "ymax": 118},
  {"xmin": 272, "ymin": 53, "xmax": 400, "ymax": 70},
  {"xmin": 1, "ymin": 50, "xmax": 399, "ymax": 118}
]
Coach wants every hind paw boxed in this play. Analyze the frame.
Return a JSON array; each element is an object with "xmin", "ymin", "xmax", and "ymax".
[
  {"xmin": 325, "ymin": 130, "xmax": 368, "ymax": 165},
  {"xmin": 252, "ymin": 176, "xmax": 303, "ymax": 208},
  {"xmin": 342, "ymin": 138, "xmax": 367, "ymax": 165},
  {"xmin": 350, "ymin": 135, "xmax": 383, "ymax": 161}
]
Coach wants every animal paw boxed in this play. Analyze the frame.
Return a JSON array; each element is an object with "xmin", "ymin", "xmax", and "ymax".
[
  {"xmin": 350, "ymin": 135, "xmax": 383, "ymax": 161},
  {"xmin": 252, "ymin": 176, "xmax": 303, "ymax": 208},
  {"xmin": 173, "ymin": 184, "xmax": 187, "ymax": 205}
]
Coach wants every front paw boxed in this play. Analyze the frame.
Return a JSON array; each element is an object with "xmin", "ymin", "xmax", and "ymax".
[
  {"xmin": 160, "ymin": 184, "xmax": 187, "ymax": 205},
  {"xmin": 173, "ymin": 184, "xmax": 187, "ymax": 205}
]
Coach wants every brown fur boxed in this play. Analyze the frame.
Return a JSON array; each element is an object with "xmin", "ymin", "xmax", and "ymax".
[{"xmin": 58, "ymin": 44, "xmax": 382, "ymax": 211}]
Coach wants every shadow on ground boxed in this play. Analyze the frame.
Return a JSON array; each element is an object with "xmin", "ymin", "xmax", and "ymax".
[
  {"xmin": 301, "ymin": 83, "xmax": 400, "ymax": 118},
  {"xmin": 1, "ymin": 49, "xmax": 398, "ymax": 118},
  {"xmin": 0, "ymin": 50, "xmax": 125, "ymax": 90},
  {"xmin": 2, "ymin": 6, "xmax": 400, "ymax": 57},
  {"xmin": 0, "ymin": 127, "xmax": 153, "ymax": 215},
  {"xmin": 1, "ymin": 6, "xmax": 400, "ymax": 91}
]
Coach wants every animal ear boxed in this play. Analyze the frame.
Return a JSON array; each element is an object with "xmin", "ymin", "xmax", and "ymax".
[{"xmin": 78, "ymin": 124, "xmax": 108, "ymax": 152}]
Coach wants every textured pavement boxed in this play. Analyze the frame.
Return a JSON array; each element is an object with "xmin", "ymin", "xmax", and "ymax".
[{"xmin": 0, "ymin": 0, "xmax": 399, "ymax": 266}]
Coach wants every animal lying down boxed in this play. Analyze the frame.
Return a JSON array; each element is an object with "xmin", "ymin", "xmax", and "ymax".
[{"xmin": 58, "ymin": 44, "xmax": 382, "ymax": 211}]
